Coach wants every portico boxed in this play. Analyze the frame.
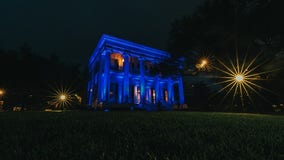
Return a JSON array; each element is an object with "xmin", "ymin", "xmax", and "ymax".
[{"xmin": 87, "ymin": 34, "xmax": 184, "ymax": 110}]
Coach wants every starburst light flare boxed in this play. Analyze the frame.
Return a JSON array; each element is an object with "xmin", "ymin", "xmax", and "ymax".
[
  {"xmin": 50, "ymin": 86, "xmax": 74, "ymax": 108},
  {"xmin": 211, "ymin": 51, "xmax": 276, "ymax": 107}
]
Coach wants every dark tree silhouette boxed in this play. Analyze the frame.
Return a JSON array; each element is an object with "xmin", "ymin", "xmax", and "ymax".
[
  {"xmin": 168, "ymin": 0, "xmax": 284, "ymax": 58},
  {"xmin": 0, "ymin": 44, "xmax": 87, "ymax": 110},
  {"xmin": 167, "ymin": 0, "xmax": 284, "ymax": 111}
]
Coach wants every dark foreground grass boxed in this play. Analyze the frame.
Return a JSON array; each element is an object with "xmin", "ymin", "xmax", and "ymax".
[{"xmin": 0, "ymin": 111, "xmax": 283, "ymax": 160}]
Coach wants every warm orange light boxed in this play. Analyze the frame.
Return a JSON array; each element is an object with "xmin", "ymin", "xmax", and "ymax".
[
  {"xmin": 200, "ymin": 59, "xmax": 208, "ymax": 67},
  {"xmin": 164, "ymin": 90, "xmax": 168, "ymax": 102},
  {"xmin": 0, "ymin": 89, "xmax": 4, "ymax": 95},
  {"xmin": 212, "ymin": 52, "xmax": 272, "ymax": 107},
  {"xmin": 196, "ymin": 57, "xmax": 212, "ymax": 71},
  {"xmin": 111, "ymin": 53, "xmax": 124, "ymax": 69},
  {"xmin": 50, "ymin": 85, "xmax": 74, "ymax": 108}
]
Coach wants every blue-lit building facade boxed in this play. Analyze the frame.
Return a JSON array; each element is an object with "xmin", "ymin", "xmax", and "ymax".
[{"xmin": 87, "ymin": 34, "xmax": 184, "ymax": 110}]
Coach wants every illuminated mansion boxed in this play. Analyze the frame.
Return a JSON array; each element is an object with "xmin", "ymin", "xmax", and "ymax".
[{"xmin": 87, "ymin": 34, "xmax": 184, "ymax": 110}]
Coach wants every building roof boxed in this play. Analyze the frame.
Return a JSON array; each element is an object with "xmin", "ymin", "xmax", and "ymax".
[{"xmin": 89, "ymin": 34, "xmax": 171, "ymax": 66}]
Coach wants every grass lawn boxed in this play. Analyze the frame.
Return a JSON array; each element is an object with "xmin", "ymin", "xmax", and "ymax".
[{"xmin": 0, "ymin": 111, "xmax": 283, "ymax": 160}]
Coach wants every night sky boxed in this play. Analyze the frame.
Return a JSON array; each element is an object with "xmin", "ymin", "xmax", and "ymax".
[{"xmin": 0, "ymin": 0, "xmax": 204, "ymax": 65}]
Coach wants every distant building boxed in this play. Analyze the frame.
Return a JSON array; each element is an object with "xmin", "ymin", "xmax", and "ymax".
[{"xmin": 87, "ymin": 34, "xmax": 184, "ymax": 110}]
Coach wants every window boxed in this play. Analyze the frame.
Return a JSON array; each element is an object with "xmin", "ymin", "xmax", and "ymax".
[
  {"xmin": 134, "ymin": 85, "xmax": 140, "ymax": 104},
  {"xmin": 110, "ymin": 53, "xmax": 124, "ymax": 71},
  {"xmin": 164, "ymin": 89, "xmax": 168, "ymax": 102},
  {"xmin": 152, "ymin": 88, "xmax": 156, "ymax": 104}
]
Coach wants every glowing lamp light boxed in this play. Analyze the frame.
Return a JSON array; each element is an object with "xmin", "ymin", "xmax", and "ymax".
[
  {"xmin": 0, "ymin": 89, "xmax": 4, "ymax": 95},
  {"xmin": 212, "ymin": 52, "xmax": 274, "ymax": 107},
  {"xmin": 200, "ymin": 59, "xmax": 208, "ymax": 68},
  {"xmin": 49, "ymin": 86, "xmax": 74, "ymax": 108},
  {"xmin": 195, "ymin": 57, "xmax": 212, "ymax": 72},
  {"xmin": 235, "ymin": 74, "xmax": 244, "ymax": 82},
  {"xmin": 59, "ymin": 94, "xmax": 67, "ymax": 101}
]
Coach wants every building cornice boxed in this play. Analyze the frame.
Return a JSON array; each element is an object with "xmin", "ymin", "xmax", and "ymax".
[{"xmin": 88, "ymin": 34, "xmax": 172, "ymax": 68}]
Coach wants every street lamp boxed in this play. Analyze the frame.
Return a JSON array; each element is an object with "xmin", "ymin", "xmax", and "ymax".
[
  {"xmin": 0, "ymin": 89, "xmax": 4, "ymax": 99},
  {"xmin": 200, "ymin": 59, "xmax": 208, "ymax": 68},
  {"xmin": 195, "ymin": 57, "xmax": 211, "ymax": 72},
  {"xmin": 0, "ymin": 89, "xmax": 4, "ymax": 108}
]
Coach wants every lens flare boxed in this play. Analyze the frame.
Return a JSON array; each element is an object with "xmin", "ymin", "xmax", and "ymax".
[
  {"xmin": 211, "ymin": 51, "xmax": 277, "ymax": 107},
  {"xmin": 59, "ymin": 94, "xmax": 66, "ymax": 101},
  {"xmin": 49, "ymin": 85, "xmax": 74, "ymax": 108},
  {"xmin": 235, "ymin": 74, "xmax": 244, "ymax": 82}
]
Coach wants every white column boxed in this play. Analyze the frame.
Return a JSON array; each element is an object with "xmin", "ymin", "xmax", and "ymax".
[
  {"xmin": 167, "ymin": 78, "xmax": 172, "ymax": 105},
  {"xmin": 102, "ymin": 51, "xmax": 110, "ymax": 101},
  {"xmin": 123, "ymin": 54, "xmax": 130, "ymax": 103},
  {"xmin": 139, "ymin": 58, "xmax": 145, "ymax": 105},
  {"xmin": 97, "ymin": 53, "xmax": 105, "ymax": 101},
  {"xmin": 154, "ymin": 75, "xmax": 160, "ymax": 103},
  {"xmin": 118, "ymin": 81, "xmax": 123, "ymax": 103},
  {"xmin": 172, "ymin": 83, "xmax": 175, "ymax": 103}
]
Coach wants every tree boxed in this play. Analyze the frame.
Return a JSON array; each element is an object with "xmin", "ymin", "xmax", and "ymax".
[
  {"xmin": 168, "ymin": 0, "xmax": 284, "ymax": 58},
  {"xmin": 0, "ymin": 44, "xmax": 86, "ymax": 110},
  {"xmin": 167, "ymin": 0, "xmax": 284, "ymax": 110}
]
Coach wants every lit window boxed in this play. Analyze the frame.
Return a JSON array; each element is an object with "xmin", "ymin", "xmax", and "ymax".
[
  {"xmin": 164, "ymin": 89, "xmax": 168, "ymax": 102},
  {"xmin": 152, "ymin": 89, "xmax": 156, "ymax": 104},
  {"xmin": 134, "ymin": 85, "xmax": 140, "ymax": 104},
  {"xmin": 110, "ymin": 53, "xmax": 124, "ymax": 70}
]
